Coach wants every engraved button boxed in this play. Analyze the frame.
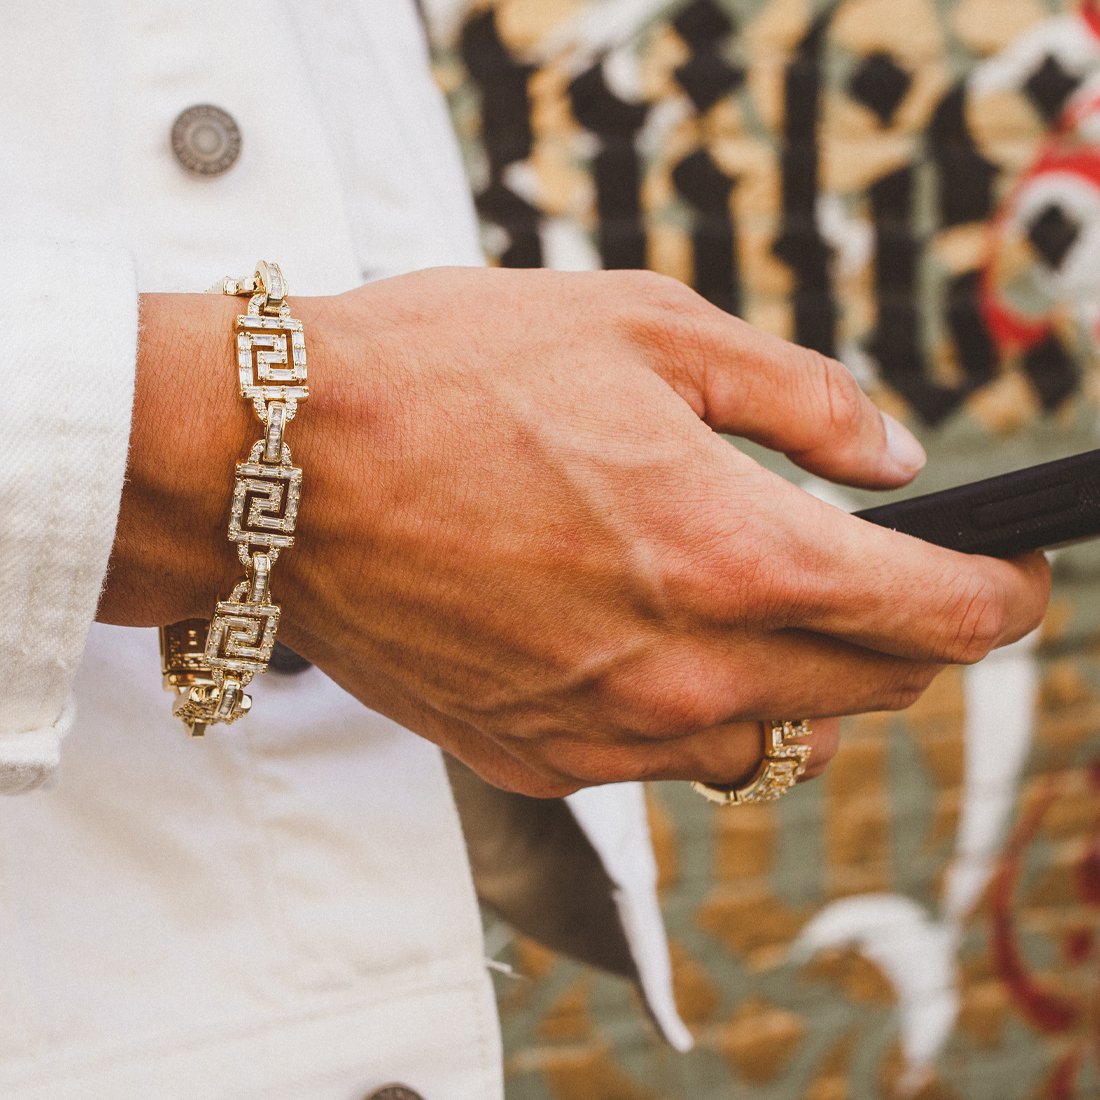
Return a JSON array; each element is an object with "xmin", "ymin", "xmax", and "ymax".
[
  {"xmin": 363, "ymin": 1087, "xmax": 425, "ymax": 1100},
  {"xmin": 171, "ymin": 104, "xmax": 241, "ymax": 176}
]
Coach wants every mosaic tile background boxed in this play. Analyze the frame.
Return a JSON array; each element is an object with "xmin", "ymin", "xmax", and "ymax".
[{"xmin": 427, "ymin": 2, "xmax": 1100, "ymax": 1095}]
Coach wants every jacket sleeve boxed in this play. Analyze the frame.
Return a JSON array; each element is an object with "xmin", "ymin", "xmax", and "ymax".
[{"xmin": 0, "ymin": 239, "xmax": 137, "ymax": 792}]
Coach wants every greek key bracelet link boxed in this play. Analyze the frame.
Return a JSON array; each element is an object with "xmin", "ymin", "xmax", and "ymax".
[{"xmin": 159, "ymin": 261, "xmax": 308, "ymax": 736}]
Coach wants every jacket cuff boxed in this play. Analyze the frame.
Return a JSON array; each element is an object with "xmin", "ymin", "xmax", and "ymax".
[
  {"xmin": 0, "ymin": 698, "xmax": 74, "ymax": 793},
  {"xmin": 0, "ymin": 240, "xmax": 138, "ymax": 792}
]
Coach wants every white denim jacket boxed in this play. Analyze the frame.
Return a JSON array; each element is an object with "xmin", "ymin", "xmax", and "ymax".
[{"xmin": 0, "ymin": 4, "xmax": 686, "ymax": 1097}]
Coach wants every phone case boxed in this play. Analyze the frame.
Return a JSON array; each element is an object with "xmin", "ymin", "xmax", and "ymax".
[{"xmin": 854, "ymin": 447, "xmax": 1100, "ymax": 557}]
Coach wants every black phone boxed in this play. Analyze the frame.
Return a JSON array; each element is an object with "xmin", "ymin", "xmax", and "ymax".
[{"xmin": 854, "ymin": 447, "xmax": 1100, "ymax": 557}]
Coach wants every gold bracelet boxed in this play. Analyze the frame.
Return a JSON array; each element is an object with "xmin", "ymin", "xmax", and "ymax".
[{"xmin": 159, "ymin": 261, "xmax": 308, "ymax": 736}]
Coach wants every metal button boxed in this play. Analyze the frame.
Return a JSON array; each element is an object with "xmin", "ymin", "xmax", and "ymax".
[
  {"xmin": 170, "ymin": 104, "xmax": 241, "ymax": 176},
  {"xmin": 364, "ymin": 1087, "xmax": 425, "ymax": 1100}
]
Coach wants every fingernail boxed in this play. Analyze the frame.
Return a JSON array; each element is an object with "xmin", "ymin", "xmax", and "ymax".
[{"xmin": 881, "ymin": 411, "xmax": 926, "ymax": 475}]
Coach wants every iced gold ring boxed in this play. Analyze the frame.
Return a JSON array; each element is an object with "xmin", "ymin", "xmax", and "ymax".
[{"xmin": 691, "ymin": 719, "xmax": 813, "ymax": 806}]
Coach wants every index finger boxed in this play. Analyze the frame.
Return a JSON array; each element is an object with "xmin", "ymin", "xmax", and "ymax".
[{"xmin": 701, "ymin": 460, "xmax": 1051, "ymax": 665}]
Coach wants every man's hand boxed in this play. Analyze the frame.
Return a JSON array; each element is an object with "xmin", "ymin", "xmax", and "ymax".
[{"xmin": 103, "ymin": 269, "xmax": 1050, "ymax": 796}]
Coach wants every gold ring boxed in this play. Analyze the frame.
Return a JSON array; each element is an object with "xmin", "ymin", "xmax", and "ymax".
[{"xmin": 690, "ymin": 719, "xmax": 813, "ymax": 806}]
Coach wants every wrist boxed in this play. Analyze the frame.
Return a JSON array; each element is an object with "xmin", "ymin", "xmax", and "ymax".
[{"xmin": 98, "ymin": 292, "xmax": 250, "ymax": 626}]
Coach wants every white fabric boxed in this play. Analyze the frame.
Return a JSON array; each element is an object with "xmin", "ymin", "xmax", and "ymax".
[
  {"xmin": 0, "ymin": 2, "xmax": 683, "ymax": 1094},
  {"xmin": 0, "ymin": 628, "xmax": 501, "ymax": 1099},
  {"xmin": 566, "ymin": 786, "xmax": 693, "ymax": 1053},
  {"xmin": 0, "ymin": 4, "xmax": 501, "ymax": 1096},
  {"xmin": 0, "ymin": 242, "xmax": 137, "ymax": 792}
]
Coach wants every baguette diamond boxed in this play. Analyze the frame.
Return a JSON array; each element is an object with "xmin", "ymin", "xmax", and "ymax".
[
  {"xmin": 690, "ymin": 720, "xmax": 813, "ymax": 806},
  {"xmin": 159, "ymin": 262, "xmax": 307, "ymax": 736}
]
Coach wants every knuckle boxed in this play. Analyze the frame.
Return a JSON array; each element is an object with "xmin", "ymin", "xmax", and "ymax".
[
  {"xmin": 710, "ymin": 678, "xmax": 759, "ymax": 720},
  {"xmin": 685, "ymin": 525, "xmax": 780, "ymax": 622},
  {"xmin": 746, "ymin": 559, "xmax": 816, "ymax": 631},
  {"xmin": 941, "ymin": 575, "xmax": 1006, "ymax": 663},
  {"xmin": 636, "ymin": 690, "xmax": 704, "ymax": 737},
  {"xmin": 618, "ymin": 269, "xmax": 698, "ymax": 312},
  {"xmin": 607, "ymin": 670, "xmax": 728, "ymax": 738},
  {"xmin": 613, "ymin": 271, "xmax": 707, "ymax": 359},
  {"xmin": 805, "ymin": 351, "xmax": 865, "ymax": 441}
]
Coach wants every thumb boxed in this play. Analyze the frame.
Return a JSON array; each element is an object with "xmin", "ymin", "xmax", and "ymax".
[{"xmin": 646, "ymin": 289, "xmax": 926, "ymax": 489}]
